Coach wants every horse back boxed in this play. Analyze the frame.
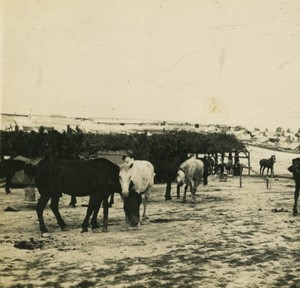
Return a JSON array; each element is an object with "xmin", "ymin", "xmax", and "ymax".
[
  {"xmin": 130, "ymin": 160, "xmax": 155, "ymax": 192},
  {"xmin": 35, "ymin": 159, "xmax": 119, "ymax": 197},
  {"xmin": 181, "ymin": 158, "xmax": 204, "ymax": 181}
]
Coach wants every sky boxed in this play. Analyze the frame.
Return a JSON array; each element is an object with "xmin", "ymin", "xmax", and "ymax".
[{"xmin": 1, "ymin": 0, "xmax": 300, "ymax": 131}]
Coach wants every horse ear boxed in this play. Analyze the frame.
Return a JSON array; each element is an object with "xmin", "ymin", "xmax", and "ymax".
[{"xmin": 129, "ymin": 163, "xmax": 133, "ymax": 169}]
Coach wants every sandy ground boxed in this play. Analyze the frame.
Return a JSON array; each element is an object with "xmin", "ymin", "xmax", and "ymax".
[{"xmin": 0, "ymin": 146, "xmax": 299, "ymax": 288}]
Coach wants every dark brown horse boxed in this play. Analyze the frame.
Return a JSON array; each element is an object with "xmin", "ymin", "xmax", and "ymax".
[
  {"xmin": 25, "ymin": 158, "xmax": 115, "ymax": 208},
  {"xmin": 288, "ymin": 158, "xmax": 300, "ymax": 216},
  {"xmin": 31, "ymin": 158, "xmax": 139, "ymax": 236},
  {"xmin": 259, "ymin": 155, "xmax": 276, "ymax": 177},
  {"xmin": 150, "ymin": 150, "xmax": 189, "ymax": 200}
]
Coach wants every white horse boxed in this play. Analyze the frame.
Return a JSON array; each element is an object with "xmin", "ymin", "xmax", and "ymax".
[
  {"xmin": 119, "ymin": 158, "xmax": 155, "ymax": 226},
  {"xmin": 177, "ymin": 158, "xmax": 204, "ymax": 206}
]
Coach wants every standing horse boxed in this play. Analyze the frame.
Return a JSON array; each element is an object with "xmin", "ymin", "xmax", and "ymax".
[
  {"xmin": 176, "ymin": 158, "xmax": 204, "ymax": 206},
  {"xmin": 150, "ymin": 150, "xmax": 188, "ymax": 200},
  {"xmin": 288, "ymin": 158, "xmax": 300, "ymax": 216},
  {"xmin": 259, "ymin": 155, "xmax": 276, "ymax": 177},
  {"xmin": 225, "ymin": 153, "xmax": 234, "ymax": 175},
  {"xmin": 33, "ymin": 158, "xmax": 137, "ymax": 237},
  {"xmin": 25, "ymin": 158, "xmax": 116, "ymax": 208},
  {"xmin": 119, "ymin": 158, "xmax": 155, "ymax": 227},
  {"xmin": 0, "ymin": 159, "xmax": 28, "ymax": 194}
]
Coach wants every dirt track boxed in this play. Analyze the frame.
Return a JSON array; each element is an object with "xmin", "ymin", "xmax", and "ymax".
[{"xmin": 0, "ymin": 146, "xmax": 300, "ymax": 287}]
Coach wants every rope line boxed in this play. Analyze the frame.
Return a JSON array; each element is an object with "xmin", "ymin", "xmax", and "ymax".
[{"xmin": 240, "ymin": 164, "xmax": 273, "ymax": 188}]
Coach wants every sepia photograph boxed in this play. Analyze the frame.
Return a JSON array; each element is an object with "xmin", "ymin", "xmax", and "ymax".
[{"xmin": 1, "ymin": 0, "xmax": 300, "ymax": 287}]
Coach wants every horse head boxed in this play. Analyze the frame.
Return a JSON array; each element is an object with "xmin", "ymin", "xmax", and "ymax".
[
  {"xmin": 123, "ymin": 190, "xmax": 142, "ymax": 227},
  {"xmin": 292, "ymin": 158, "xmax": 300, "ymax": 165},
  {"xmin": 288, "ymin": 158, "xmax": 300, "ymax": 174},
  {"xmin": 119, "ymin": 161, "xmax": 134, "ymax": 198},
  {"xmin": 176, "ymin": 168, "xmax": 186, "ymax": 186}
]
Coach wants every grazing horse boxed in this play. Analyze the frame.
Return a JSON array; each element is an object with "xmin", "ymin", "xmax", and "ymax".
[
  {"xmin": 33, "ymin": 158, "xmax": 131, "ymax": 237},
  {"xmin": 25, "ymin": 158, "xmax": 115, "ymax": 208},
  {"xmin": 259, "ymin": 155, "xmax": 276, "ymax": 177},
  {"xmin": 0, "ymin": 159, "xmax": 28, "ymax": 194},
  {"xmin": 150, "ymin": 150, "xmax": 188, "ymax": 200},
  {"xmin": 119, "ymin": 158, "xmax": 155, "ymax": 227},
  {"xmin": 176, "ymin": 158, "xmax": 205, "ymax": 206},
  {"xmin": 288, "ymin": 158, "xmax": 300, "ymax": 216}
]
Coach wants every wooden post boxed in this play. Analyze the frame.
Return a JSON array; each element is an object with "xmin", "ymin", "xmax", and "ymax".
[
  {"xmin": 25, "ymin": 187, "xmax": 36, "ymax": 201},
  {"xmin": 248, "ymin": 151, "xmax": 251, "ymax": 176},
  {"xmin": 239, "ymin": 165, "xmax": 242, "ymax": 188}
]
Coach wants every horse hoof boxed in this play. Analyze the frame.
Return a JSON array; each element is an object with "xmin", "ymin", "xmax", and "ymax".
[
  {"xmin": 69, "ymin": 204, "xmax": 76, "ymax": 208},
  {"xmin": 119, "ymin": 226, "xmax": 129, "ymax": 231},
  {"xmin": 293, "ymin": 211, "xmax": 298, "ymax": 216},
  {"xmin": 92, "ymin": 228, "xmax": 101, "ymax": 233},
  {"xmin": 41, "ymin": 232, "xmax": 51, "ymax": 238},
  {"xmin": 140, "ymin": 220, "xmax": 149, "ymax": 225},
  {"xmin": 127, "ymin": 224, "xmax": 141, "ymax": 230},
  {"xmin": 132, "ymin": 225, "xmax": 142, "ymax": 230},
  {"xmin": 165, "ymin": 198, "xmax": 172, "ymax": 201},
  {"xmin": 81, "ymin": 231, "xmax": 91, "ymax": 237},
  {"xmin": 101, "ymin": 228, "xmax": 108, "ymax": 233},
  {"xmin": 61, "ymin": 226, "xmax": 69, "ymax": 231}
]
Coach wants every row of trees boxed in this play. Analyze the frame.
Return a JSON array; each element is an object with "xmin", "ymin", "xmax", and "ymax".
[{"xmin": 0, "ymin": 126, "xmax": 246, "ymax": 160}]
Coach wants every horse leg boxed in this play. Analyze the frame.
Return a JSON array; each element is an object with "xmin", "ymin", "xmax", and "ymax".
[
  {"xmin": 203, "ymin": 169, "xmax": 208, "ymax": 185},
  {"xmin": 260, "ymin": 165, "xmax": 264, "ymax": 176},
  {"xmin": 69, "ymin": 195, "xmax": 77, "ymax": 207},
  {"xmin": 165, "ymin": 179, "xmax": 172, "ymax": 200},
  {"xmin": 141, "ymin": 188, "xmax": 151, "ymax": 224},
  {"xmin": 190, "ymin": 182, "xmax": 196, "ymax": 206},
  {"xmin": 5, "ymin": 176, "xmax": 12, "ymax": 194},
  {"xmin": 81, "ymin": 197, "xmax": 95, "ymax": 233},
  {"xmin": 176, "ymin": 183, "xmax": 181, "ymax": 198},
  {"xmin": 101, "ymin": 197, "xmax": 109, "ymax": 232},
  {"xmin": 36, "ymin": 195, "xmax": 51, "ymax": 235},
  {"xmin": 50, "ymin": 196, "xmax": 67, "ymax": 230},
  {"xmin": 109, "ymin": 192, "xmax": 114, "ymax": 207},
  {"xmin": 182, "ymin": 184, "xmax": 188, "ymax": 203},
  {"xmin": 293, "ymin": 181, "xmax": 299, "ymax": 216},
  {"xmin": 90, "ymin": 195, "xmax": 102, "ymax": 231}
]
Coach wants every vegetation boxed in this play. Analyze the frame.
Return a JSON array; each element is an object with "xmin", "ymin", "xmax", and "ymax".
[{"xmin": 0, "ymin": 127, "xmax": 246, "ymax": 160}]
